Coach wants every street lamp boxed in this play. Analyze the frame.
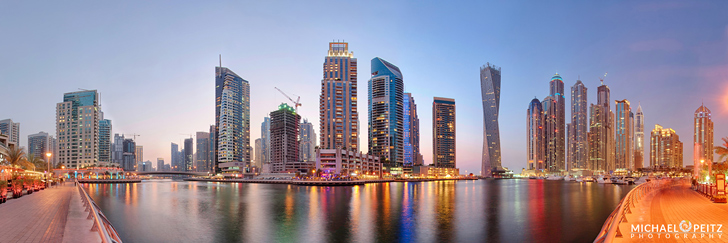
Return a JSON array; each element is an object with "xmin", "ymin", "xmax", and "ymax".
[{"xmin": 46, "ymin": 152, "xmax": 52, "ymax": 185}]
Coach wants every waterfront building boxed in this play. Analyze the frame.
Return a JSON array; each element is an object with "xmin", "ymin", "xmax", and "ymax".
[
  {"xmin": 650, "ymin": 124, "xmax": 683, "ymax": 168},
  {"xmin": 135, "ymin": 146, "xmax": 143, "ymax": 171},
  {"xmin": 270, "ymin": 103, "xmax": 301, "ymax": 173},
  {"xmin": 693, "ymin": 104, "xmax": 714, "ymax": 176},
  {"xmin": 56, "ymin": 90, "xmax": 100, "ymax": 169},
  {"xmin": 122, "ymin": 138, "xmax": 136, "ymax": 171},
  {"xmin": 543, "ymin": 74, "xmax": 565, "ymax": 172},
  {"xmin": 634, "ymin": 104, "xmax": 644, "ymax": 169},
  {"xmin": 615, "ymin": 100, "xmax": 633, "ymax": 170},
  {"xmin": 320, "ymin": 42, "xmax": 359, "ymax": 151},
  {"xmin": 588, "ymin": 83, "xmax": 615, "ymax": 172},
  {"xmin": 171, "ymin": 143, "xmax": 180, "ymax": 171},
  {"xmin": 164, "ymin": 164, "xmax": 171, "ymax": 171},
  {"xmin": 0, "ymin": 119, "xmax": 20, "ymax": 145},
  {"xmin": 403, "ymin": 92, "xmax": 423, "ymax": 169},
  {"xmin": 480, "ymin": 63, "xmax": 502, "ymax": 176},
  {"xmin": 315, "ymin": 148, "xmax": 381, "ymax": 177},
  {"xmin": 112, "ymin": 134, "xmax": 124, "ymax": 165},
  {"xmin": 49, "ymin": 136, "xmax": 57, "ymax": 165},
  {"xmin": 27, "ymin": 131, "xmax": 50, "ymax": 163},
  {"xmin": 254, "ymin": 138, "xmax": 262, "ymax": 169},
  {"xmin": 215, "ymin": 64, "xmax": 251, "ymax": 173},
  {"xmin": 368, "ymin": 57, "xmax": 404, "ymax": 167},
  {"xmin": 527, "ymin": 98, "xmax": 545, "ymax": 171},
  {"xmin": 569, "ymin": 80, "xmax": 588, "ymax": 170},
  {"xmin": 99, "ymin": 118, "xmax": 112, "ymax": 163},
  {"xmin": 196, "ymin": 132, "xmax": 211, "ymax": 172},
  {"xmin": 433, "ymin": 97, "xmax": 456, "ymax": 168},
  {"xmin": 261, "ymin": 117, "xmax": 271, "ymax": 169},
  {"xmin": 299, "ymin": 119, "xmax": 316, "ymax": 163},
  {"xmin": 184, "ymin": 138, "xmax": 193, "ymax": 171},
  {"xmin": 413, "ymin": 166, "xmax": 460, "ymax": 178},
  {"xmin": 157, "ymin": 158, "xmax": 165, "ymax": 172}
]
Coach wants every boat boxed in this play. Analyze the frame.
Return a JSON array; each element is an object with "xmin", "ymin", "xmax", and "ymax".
[
  {"xmin": 583, "ymin": 177, "xmax": 595, "ymax": 182},
  {"xmin": 597, "ymin": 176, "xmax": 611, "ymax": 184},
  {"xmin": 546, "ymin": 175, "xmax": 563, "ymax": 180},
  {"xmin": 614, "ymin": 177, "xmax": 629, "ymax": 185},
  {"xmin": 634, "ymin": 176, "xmax": 648, "ymax": 185},
  {"xmin": 563, "ymin": 175, "xmax": 571, "ymax": 181},
  {"xmin": 529, "ymin": 176, "xmax": 537, "ymax": 179},
  {"xmin": 575, "ymin": 177, "xmax": 584, "ymax": 183}
]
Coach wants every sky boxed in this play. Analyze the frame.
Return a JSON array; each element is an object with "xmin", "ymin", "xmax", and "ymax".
[{"xmin": 1, "ymin": 1, "xmax": 727, "ymax": 174}]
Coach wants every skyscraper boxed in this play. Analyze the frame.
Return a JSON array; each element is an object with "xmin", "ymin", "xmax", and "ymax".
[
  {"xmin": 299, "ymin": 119, "xmax": 316, "ymax": 162},
  {"xmin": 480, "ymin": 63, "xmax": 502, "ymax": 176},
  {"xmin": 171, "ymin": 142, "xmax": 180, "ymax": 171},
  {"xmin": 254, "ymin": 138, "xmax": 262, "ymax": 169},
  {"xmin": 569, "ymin": 80, "xmax": 588, "ymax": 170},
  {"xmin": 694, "ymin": 104, "xmax": 714, "ymax": 170},
  {"xmin": 157, "ymin": 158, "xmax": 165, "ymax": 172},
  {"xmin": 112, "ymin": 134, "xmax": 124, "ymax": 165},
  {"xmin": 261, "ymin": 117, "xmax": 270, "ymax": 166},
  {"xmin": 184, "ymin": 138, "xmax": 193, "ymax": 172},
  {"xmin": 27, "ymin": 132, "xmax": 50, "ymax": 162},
  {"xmin": 215, "ymin": 64, "xmax": 251, "ymax": 173},
  {"xmin": 527, "ymin": 98, "xmax": 545, "ymax": 171},
  {"xmin": 544, "ymin": 74, "xmax": 565, "ymax": 172},
  {"xmin": 588, "ymin": 82, "xmax": 614, "ymax": 172},
  {"xmin": 433, "ymin": 97, "xmax": 456, "ymax": 168},
  {"xmin": 196, "ymin": 132, "xmax": 211, "ymax": 172},
  {"xmin": 634, "ymin": 104, "xmax": 644, "ymax": 169},
  {"xmin": 270, "ymin": 103, "xmax": 301, "ymax": 173},
  {"xmin": 650, "ymin": 125, "xmax": 683, "ymax": 168},
  {"xmin": 135, "ymin": 146, "xmax": 143, "ymax": 171},
  {"xmin": 0, "ymin": 119, "xmax": 20, "ymax": 145},
  {"xmin": 99, "ymin": 118, "xmax": 112, "ymax": 163},
  {"xmin": 56, "ymin": 90, "xmax": 100, "ymax": 169},
  {"xmin": 320, "ymin": 42, "xmax": 359, "ymax": 151},
  {"xmin": 615, "ymin": 100, "xmax": 633, "ymax": 170},
  {"xmin": 403, "ymin": 93, "xmax": 422, "ymax": 167},
  {"xmin": 368, "ymin": 57, "xmax": 404, "ymax": 167},
  {"xmin": 122, "ymin": 139, "xmax": 136, "ymax": 171}
]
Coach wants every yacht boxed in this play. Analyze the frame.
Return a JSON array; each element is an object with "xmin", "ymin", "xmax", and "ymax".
[
  {"xmin": 634, "ymin": 176, "xmax": 648, "ymax": 185},
  {"xmin": 583, "ymin": 177, "xmax": 596, "ymax": 182},
  {"xmin": 563, "ymin": 175, "xmax": 572, "ymax": 181},
  {"xmin": 529, "ymin": 175, "xmax": 537, "ymax": 179},
  {"xmin": 575, "ymin": 177, "xmax": 584, "ymax": 183},
  {"xmin": 546, "ymin": 175, "xmax": 563, "ymax": 180},
  {"xmin": 597, "ymin": 175, "xmax": 611, "ymax": 184}
]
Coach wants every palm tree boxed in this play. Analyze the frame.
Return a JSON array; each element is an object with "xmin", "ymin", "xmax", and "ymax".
[
  {"xmin": 2, "ymin": 146, "xmax": 33, "ymax": 171},
  {"xmin": 26, "ymin": 153, "xmax": 46, "ymax": 172},
  {"xmin": 715, "ymin": 137, "xmax": 728, "ymax": 163}
]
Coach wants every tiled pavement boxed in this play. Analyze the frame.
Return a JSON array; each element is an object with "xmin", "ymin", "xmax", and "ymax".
[
  {"xmin": 0, "ymin": 184, "xmax": 73, "ymax": 243},
  {"xmin": 617, "ymin": 183, "xmax": 728, "ymax": 243}
]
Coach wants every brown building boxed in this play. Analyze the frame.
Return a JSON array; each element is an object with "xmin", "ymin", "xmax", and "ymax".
[
  {"xmin": 433, "ymin": 97, "xmax": 456, "ymax": 168},
  {"xmin": 650, "ymin": 124, "xmax": 683, "ymax": 168},
  {"xmin": 270, "ymin": 104, "xmax": 301, "ymax": 173}
]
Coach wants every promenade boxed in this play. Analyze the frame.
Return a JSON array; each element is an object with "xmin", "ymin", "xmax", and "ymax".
[
  {"xmin": 0, "ymin": 184, "xmax": 99, "ymax": 243},
  {"xmin": 617, "ymin": 183, "xmax": 728, "ymax": 243}
]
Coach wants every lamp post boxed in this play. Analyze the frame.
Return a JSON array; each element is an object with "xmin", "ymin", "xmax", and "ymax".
[{"xmin": 45, "ymin": 152, "xmax": 52, "ymax": 187}]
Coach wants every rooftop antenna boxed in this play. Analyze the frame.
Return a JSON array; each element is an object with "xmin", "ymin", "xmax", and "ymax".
[{"xmin": 219, "ymin": 54, "xmax": 222, "ymax": 67}]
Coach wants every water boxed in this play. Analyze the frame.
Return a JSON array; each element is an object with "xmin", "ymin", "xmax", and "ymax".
[{"xmin": 84, "ymin": 179, "xmax": 633, "ymax": 243}]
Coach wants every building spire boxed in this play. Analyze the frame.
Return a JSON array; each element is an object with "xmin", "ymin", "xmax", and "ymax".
[{"xmin": 219, "ymin": 54, "xmax": 222, "ymax": 67}]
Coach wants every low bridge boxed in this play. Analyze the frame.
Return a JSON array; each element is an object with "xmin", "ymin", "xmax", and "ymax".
[{"xmin": 133, "ymin": 171, "xmax": 210, "ymax": 176}]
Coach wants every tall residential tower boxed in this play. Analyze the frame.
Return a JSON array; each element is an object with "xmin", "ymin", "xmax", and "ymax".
[
  {"xmin": 215, "ymin": 64, "xmax": 251, "ymax": 172},
  {"xmin": 433, "ymin": 97, "xmax": 456, "ymax": 168},
  {"xmin": 320, "ymin": 42, "xmax": 359, "ymax": 151},
  {"xmin": 480, "ymin": 63, "xmax": 502, "ymax": 176},
  {"xmin": 368, "ymin": 57, "xmax": 404, "ymax": 167},
  {"xmin": 569, "ymin": 80, "xmax": 588, "ymax": 170},
  {"xmin": 56, "ymin": 90, "xmax": 100, "ymax": 169},
  {"xmin": 527, "ymin": 98, "xmax": 545, "ymax": 171}
]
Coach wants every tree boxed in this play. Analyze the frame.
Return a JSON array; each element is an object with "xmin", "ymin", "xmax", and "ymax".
[
  {"xmin": 715, "ymin": 137, "xmax": 728, "ymax": 163},
  {"xmin": 1, "ymin": 146, "xmax": 33, "ymax": 171},
  {"xmin": 26, "ymin": 153, "xmax": 46, "ymax": 172}
]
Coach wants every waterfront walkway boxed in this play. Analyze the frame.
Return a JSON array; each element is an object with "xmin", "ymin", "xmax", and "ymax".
[
  {"xmin": 617, "ymin": 183, "xmax": 728, "ymax": 243},
  {"xmin": 0, "ymin": 184, "xmax": 99, "ymax": 243}
]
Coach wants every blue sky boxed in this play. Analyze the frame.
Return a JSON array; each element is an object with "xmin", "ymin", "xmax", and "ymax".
[{"xmin": 1, "ymin": 1, "xmax": 727, "ymax": 174}]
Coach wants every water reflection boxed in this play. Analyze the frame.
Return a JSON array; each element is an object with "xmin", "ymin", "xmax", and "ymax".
[{"xmin": 85, "ymin": 179, "xmax": 631, "ymax": 243}]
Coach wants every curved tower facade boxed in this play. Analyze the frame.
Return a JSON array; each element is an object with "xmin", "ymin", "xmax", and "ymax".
[
  {"xmin": 480, "ymin": 63, "xmax": 502, "ymax": 176},
  {"xmin": 368, "ymin": 57, "xmax": 404, "ymax": 167},
  {"xmin": 694, "ymin": 104, "xmax": 713, "ymax": 172}
]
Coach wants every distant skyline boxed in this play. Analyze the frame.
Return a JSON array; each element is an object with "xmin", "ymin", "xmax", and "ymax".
[{"xmin": 2, "ymin": 1, "xmax": 728, "ymax": 174}]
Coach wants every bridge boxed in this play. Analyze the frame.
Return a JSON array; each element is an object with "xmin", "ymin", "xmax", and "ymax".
[{"xmin": 133, "ymin": 171, "xmax": 210, "ymax": 176}]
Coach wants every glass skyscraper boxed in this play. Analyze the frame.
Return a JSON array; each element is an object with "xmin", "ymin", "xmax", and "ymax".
[
  {"xmin": 215, "ymin": 65, "xmax": 251, "ymax": 173},
  {"xmin": 634, "ymin": 104, "xmax": 644, "ymax": 169},
  {"xmin": 615, "ymin": 100, "xmax": 633, "ymax": 170},
  {"xmin": 403, "ymin": 93, "xmax": 422, "ymax": 168},
  {"xmin": 544, "ymin": 74, "xmax": 565, "ymax": 172},
  {"xmin": 527, "ymin": 98, "xmax": 544, "ymax": 171},
  {"xmin": 368, "ymin": 57, "xmax": 404, "ymax": 167},
  {"xmin": 299, "ymin": 119, "xmax": 316, "ymax": 162},
  {"xmin": 261, "ymin": 117, "xmax": 270, "ymax": 168},
  {"xmin": 99, "ymin": 118, "xmax": 112, "ymax": 163},
  {"xmin": 480, "ymin": 63, "xmax": 502, "ymax": 176},
  {"xmin": 694, "ymin": 104, "xmax": 713, "ymax": 170},
  {"xmin": 569, "ymin": 80, "xmax": 588, "ymax": 170}
]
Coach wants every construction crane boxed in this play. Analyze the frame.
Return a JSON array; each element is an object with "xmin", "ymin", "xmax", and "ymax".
[
  {"xmin": 275, "ymin": 87, "xmax": 301, "ymax": 112},
  {"xmin": 125, "ymin": 133, "xmax": 141, "ymax": 141},
  {"xmin": 600, "ymin": 72, "xmax": 608, "ymax": 85}
]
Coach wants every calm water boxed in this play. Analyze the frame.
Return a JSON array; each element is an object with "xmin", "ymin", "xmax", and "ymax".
[{"xmin": 84, "ymin": 179, "xmax": 633, "ymax": 243}]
